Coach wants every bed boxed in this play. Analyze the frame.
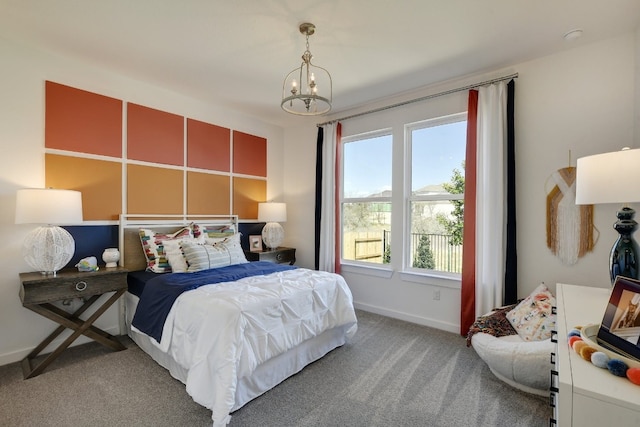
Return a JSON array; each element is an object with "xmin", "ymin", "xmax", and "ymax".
[{"xmin": 119, "ymin": 214, "xmax": 358, "ymax": 426}]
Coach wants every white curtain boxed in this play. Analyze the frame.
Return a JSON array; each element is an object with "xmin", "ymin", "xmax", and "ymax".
[
  {"xmin": 475, "ymin": 82, "xmax": 508, "ymax": 315},
  {"xmin": 318, "ymin": 123, "xmax": 339, "ymax": 273}
]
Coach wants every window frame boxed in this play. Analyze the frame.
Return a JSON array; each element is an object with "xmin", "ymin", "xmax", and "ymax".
[
  {"xmin": 403, "ymin": 112, "xmax": 467, "ymax": 278},
  {"xmin": 340, "ymin": 128, "xmax": 393, "ymax": 268}
]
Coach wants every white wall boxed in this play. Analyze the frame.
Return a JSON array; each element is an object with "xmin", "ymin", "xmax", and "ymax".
[
  {"xmin": 0, "ymin": 36, "xmax": 285, "ymax": 365},
  {"xmin": 284, "ymin": 32, "xmax": 639, "ymax": 334}
]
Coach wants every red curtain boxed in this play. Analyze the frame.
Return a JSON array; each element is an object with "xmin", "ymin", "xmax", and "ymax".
[
  {"xmin": 460, "ymin": 90, "xmax": 478, "ymax": 335},
  {"xmin": 334, "ymin": 123, "xmax": 342, "ymax": 274}
]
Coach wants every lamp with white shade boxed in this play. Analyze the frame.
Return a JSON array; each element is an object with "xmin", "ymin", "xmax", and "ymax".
[
  {"xmin": 258, "ymin": 202, "xmax": 287, "ymax": 250},
  {"xmin": 576, "ymin": 148, "xmax": 640, "ymax": 283},
  {"xmin": 15, "ymin": 188, "xmax": 83, "ymax": 276}
]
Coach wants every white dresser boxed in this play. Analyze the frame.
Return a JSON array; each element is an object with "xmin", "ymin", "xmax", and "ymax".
[{"xmin": 553, "ymin": 283, "xmax": 640, "ymax": 426}]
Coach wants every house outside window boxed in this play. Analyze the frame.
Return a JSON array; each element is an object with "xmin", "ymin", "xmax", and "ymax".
[
  {"xmin": 340, "ymin": 112, "xmax": 466, "ymax": 277},
  {"xmin": 341, "ymin": 131, "xmax": 392, "ymax": 264}
]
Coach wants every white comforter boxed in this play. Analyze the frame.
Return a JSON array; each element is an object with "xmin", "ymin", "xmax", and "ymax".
[{"xmin": 135, "ymin": 267, "xmax": 357, "ymax": 426}]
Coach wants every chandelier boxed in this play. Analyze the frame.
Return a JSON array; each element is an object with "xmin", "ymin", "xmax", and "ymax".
[{"xmin": 281, "ymin": 23, "xmax": 332, "ymax": 116}]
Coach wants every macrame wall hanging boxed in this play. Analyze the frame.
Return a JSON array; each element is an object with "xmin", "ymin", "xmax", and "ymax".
[{"xmin": 545, "ymin": 158, "xmax": 598, "ymax": 265}]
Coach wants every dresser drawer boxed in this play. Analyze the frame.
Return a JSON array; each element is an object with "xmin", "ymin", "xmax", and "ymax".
[
  {"xmin": 20, "ymin": 269, "xmax": 128, "ymax": 305},
  {"xmin": 244, "ymin": 247, "xmax": 296, "ymax": 265}
]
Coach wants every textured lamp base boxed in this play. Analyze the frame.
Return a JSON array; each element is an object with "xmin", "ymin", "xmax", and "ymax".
[
  {"xmin": 22, "ymin": 225, "xmax": 75, "ymax": 275},
  {"xmin": 262, "ymin": 222, "xmax": 284, "ymax": 249},
  {"xmin": 610, "ymin": 206, "xmax": 639, "ymax": 284}
]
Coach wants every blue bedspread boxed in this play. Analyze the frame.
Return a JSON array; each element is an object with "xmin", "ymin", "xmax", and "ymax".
[{"xmin": 131, "ymin": 261, "xmax": 297, "ymax": 342}]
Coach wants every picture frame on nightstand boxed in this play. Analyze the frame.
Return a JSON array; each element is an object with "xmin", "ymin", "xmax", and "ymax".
[
  {"xmin": 597, "ymin": 275, "xmax": 640, "ymax": 361},
  {"xmin": 249, "ymin": 235, "xmax": 263, "ymax": 252}
]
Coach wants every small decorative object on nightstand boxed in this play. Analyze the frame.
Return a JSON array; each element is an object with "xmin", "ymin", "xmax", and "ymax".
[
  {"xmin": 19, "ymin": 266, "xmax": 128, "ymax": 379},
  {"xmin": 244, "ymin": 247, "xmax": 296, "ymax": 265},
  {"xmin": 102, "ymin": 247, "xmax": 120, "ymax": 267}
]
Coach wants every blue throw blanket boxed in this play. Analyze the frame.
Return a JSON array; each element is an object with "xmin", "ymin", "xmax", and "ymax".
[{"xmin": 131, "ymin": 261, "xmax": 297, "ymax": 342}]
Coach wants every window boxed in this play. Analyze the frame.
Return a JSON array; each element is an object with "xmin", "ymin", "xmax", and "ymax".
[
  {"xmin": 407, "ymin": 114, "xmax": 466, "ymax": 274},
  {"xmin": 341, "ymin": 131, "xmax": 392, "ymax": 264},
  {"xmin": 340, "ymin": 112, "xmax": 466, "ymax": 277}
]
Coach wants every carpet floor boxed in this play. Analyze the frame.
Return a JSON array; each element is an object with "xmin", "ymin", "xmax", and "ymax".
[{"xmin": 0, "ymin": 310, "xmax": 550, "ymax": 426}]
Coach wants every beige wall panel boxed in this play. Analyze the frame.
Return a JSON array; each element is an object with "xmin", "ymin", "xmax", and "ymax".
[
  {"xmin": 186, "ymin": 172, "xmax": 230, "ymax": 215},
  {"xmin": 45, "ymin": 154, "xmax": 122, "ymax": 221},
  {"xmin": 233, "ymin": 177, "xmax": 266, "ymax": 220},
  {"xmin": 127, "ymin": 164, "xmax": 183, "ymax": 214}
]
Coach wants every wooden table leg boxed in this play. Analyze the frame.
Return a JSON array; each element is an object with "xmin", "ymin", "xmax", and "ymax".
[{"xmin": 21, "ymin": 289, "xmax": 126, "ymax": 379}]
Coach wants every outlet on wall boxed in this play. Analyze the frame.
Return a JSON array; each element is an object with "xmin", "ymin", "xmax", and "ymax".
[{"xmin": 433, "ymin": 290, "xmax": 440, "ymax": 300}]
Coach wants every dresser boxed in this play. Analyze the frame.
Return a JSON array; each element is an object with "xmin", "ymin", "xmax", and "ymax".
[{"xmin": 553, "ymin": 283, "xmax": 640, "ymax": 426}]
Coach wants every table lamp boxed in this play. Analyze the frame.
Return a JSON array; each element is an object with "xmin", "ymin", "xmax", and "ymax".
[
  {"xmin": 576, "ymin": 148, "xmax": 640, "ymax": 283},
  {"xmin": 258, "ymin": 202, "xmax": 287, "ymax": 249},
  {"xmin": 15, "ymin": 188, "xmax": 83, "ymax": 276}
]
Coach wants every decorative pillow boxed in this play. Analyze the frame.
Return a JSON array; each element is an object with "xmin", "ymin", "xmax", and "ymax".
[
  {"xmin": 192, "ymin": 223, "xmax": 236, "ymax": 239},
  {"xmin": 506, "ymin": 283, "xmax": 556, "ymax": 342},
  {"xmin": 182, "ymin": 233, "xmax": 248, "ymax": 272},
  {"xmin": 466, "ymin": 303, "xmax": 518, "ymax": 347},
  {"xmin": 163, "ymin": 239, "xmax": 194, "ymax": 273},
  {"xmin": 139, "ymin": 227, "xmax": 193, "ymax": 273}
]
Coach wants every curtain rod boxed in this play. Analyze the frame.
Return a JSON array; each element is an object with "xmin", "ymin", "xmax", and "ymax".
[{"xmin": 317, "ymin": 72, "xmax": 518, "ymax": 127}]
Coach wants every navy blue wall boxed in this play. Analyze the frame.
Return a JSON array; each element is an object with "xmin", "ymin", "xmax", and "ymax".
[{"xmin": 63, "ymin": 222, "xmax": 266, "ymax": 269}]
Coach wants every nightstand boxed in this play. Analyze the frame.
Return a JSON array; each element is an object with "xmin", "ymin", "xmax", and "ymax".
[
  {"xmin": 19, "ymin": 267, "xmax": 128, "ymax": 379},
  {"xmin": 244, "ymin": 247, "xmax": 296, "ymax": 265}
]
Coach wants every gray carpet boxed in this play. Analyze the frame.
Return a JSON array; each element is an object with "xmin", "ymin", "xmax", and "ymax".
[{"xmin": 0, "ymin": 310, "xmax": 550, "ymax": 426}]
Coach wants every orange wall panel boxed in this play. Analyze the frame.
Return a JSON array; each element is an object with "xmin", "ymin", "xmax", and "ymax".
[
  {"xmin": 127, "ymin": 103, "xmax": 184, "ymax": 166},
  {"xmin": 187, "ymin": 119, "xmax": 231, "ymax": 172},
  {"xmin": 233, "ymin": 131, "xmax": 267, "ymax": 177},
  {"xmin": 233, "ymin": 177, "xmax": 266, "ymax": 219},
  {"xmin": 45, "ymin": 81, "xmax": 123, "ymax": 157},
  {"xmin": 127, "ymin": 164, "xmax": 183, "ymax": 214},
  {"xmin": 186, "ymin": 172, "xmax": 230, "ymax": 215},
  {"xmin": 45, "ymin": 154, "xmax": 122, "ymax": 221}
]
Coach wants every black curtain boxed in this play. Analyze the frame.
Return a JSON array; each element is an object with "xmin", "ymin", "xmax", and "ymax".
[
  {"xmin": 313, "ymin": 127, "xmax": 324, "ymax": 270},
  {"xmin": 504, "ymin": 80, "xmax": 517, "ymax": 304}
]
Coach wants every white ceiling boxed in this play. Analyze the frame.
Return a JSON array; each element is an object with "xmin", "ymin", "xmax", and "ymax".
[{"xmin": 1, "ymin": 0, "xmax": 639, "ymax": 128}]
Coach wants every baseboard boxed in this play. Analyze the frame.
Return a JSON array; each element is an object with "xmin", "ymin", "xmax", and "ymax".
[
  {"xmin": 353, "ymin": 302, "xmax": 459, "ymax": 334},
  {"xmin": 0, "ymin": 325, "xmax": 121, "ymax": 367}
]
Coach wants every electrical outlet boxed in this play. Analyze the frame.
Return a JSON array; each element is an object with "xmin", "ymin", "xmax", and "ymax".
[{"xmin": 433, "ymin": 290, "xmax": 440, "ymax": 300}]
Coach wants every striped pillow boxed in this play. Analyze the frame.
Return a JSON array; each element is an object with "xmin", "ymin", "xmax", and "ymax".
[{"xmin": 181, "ymin": 234, "xmax": 248, "ymax": 272}]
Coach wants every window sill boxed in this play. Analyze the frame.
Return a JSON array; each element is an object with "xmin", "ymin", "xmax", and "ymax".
[
  {"xmin": 399, "ymin": 270, "xmax": 461, "ymax": 289},
  {"xmin": 340, "ymin": 262, "xmax": 394, "ymax": 279}
]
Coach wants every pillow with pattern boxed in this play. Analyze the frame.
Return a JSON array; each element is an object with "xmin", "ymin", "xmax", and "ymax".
[
  {"xmin": 192, "ymin": 223, "xmax": 236, "ymax": 239},
  {"xmin": 183, "ymin": 233, "xmax": 248, "ymax": 272},
  {"xmin": 139, "ymin": 226, "xmax": 194, "ymax": 273},
  {"xmin": 506, "ymin": 283, "xmax": 556, "ymax": 342}
]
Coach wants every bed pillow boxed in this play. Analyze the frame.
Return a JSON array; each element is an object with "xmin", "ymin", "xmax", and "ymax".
[
  {"xmin": 182, "ymin": 234, "xmax": 248, "ymax": 272},
  {"xmin": 162, "ymin": 238, "xmax": 199, "ymax": 273},
  {"xmin": 192, "ymin": 223, "xmax": 236, "ymax": 239},
  {"xmin": 139, "ymin": 226, "xmax": 194, "ymax": 273},
  {"xmin": 506, "ymin": 283, "xmax": 556, "ymax": 342}
]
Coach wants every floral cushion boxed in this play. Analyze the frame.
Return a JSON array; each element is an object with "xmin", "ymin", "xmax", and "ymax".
[{"xmin": 506, "ymin": 283, "xmax": 556, "ymax": 342}]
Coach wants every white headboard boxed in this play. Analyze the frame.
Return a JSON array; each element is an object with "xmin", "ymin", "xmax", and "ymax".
[{"xmin": 118, "ymin": 214, "xmax": 239, "ymax": 271}]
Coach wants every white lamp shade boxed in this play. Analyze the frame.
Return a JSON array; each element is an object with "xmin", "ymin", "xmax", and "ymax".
[
  {"xmin": 258, "ymin": 202, "xmax": 287, "ymax": 222},
  {"xmin": 15, "ymin": 188, "xmax": 83, "ymax": 224},
  {"xmin": 576, "ymin": 148, "xmax": 640, "ymax": 205}
]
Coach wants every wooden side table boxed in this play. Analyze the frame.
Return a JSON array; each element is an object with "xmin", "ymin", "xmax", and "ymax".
[
  {"xmin": 19, "ymin": 267, "xmax": 128, "ymax": 379},
  {"xmin": 244, "ymin": 247, "xmax": 296, "ymax": 265}
]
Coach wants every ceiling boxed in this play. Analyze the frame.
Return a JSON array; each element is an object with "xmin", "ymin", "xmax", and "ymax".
[{"xmin": 1, "ymin": 0, "xmax": 639, "ymax": 128}]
